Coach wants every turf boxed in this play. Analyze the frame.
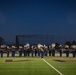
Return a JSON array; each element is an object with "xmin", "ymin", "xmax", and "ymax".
[
  {"xmin": 0, "ymin": 53, "xmax": 76, "ymax": 75},
  {"xmin": 45, "ymin": 57, "xmax": 76, "ymax": 75}
]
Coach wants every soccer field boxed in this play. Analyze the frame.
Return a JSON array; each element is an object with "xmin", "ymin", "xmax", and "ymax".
[{"xmin": 0, "ymin": 54, "xmax": 76, "ymax": 75}]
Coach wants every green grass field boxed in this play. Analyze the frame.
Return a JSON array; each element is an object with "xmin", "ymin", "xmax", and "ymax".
[{"xmin": 0, "ymin": 53, "xmax": 76, "ymax": 75}]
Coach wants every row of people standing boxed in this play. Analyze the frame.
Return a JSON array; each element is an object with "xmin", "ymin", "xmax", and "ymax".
[
  {"xmin": 0, "ymin": 45, "xmax": 54, "ymax": 58},
  {"xmin": 0, "ymin": 44, "xmax": 76, "ymax": 58}
]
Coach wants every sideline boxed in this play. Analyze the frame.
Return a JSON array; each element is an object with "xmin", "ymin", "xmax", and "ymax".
[{"xmin": 42, "ymin": 58, "xmax": 63, "ymax": 75}]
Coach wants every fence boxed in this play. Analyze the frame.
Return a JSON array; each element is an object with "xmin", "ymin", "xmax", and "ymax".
[{"xmin": 16, "ymin": 35, "xmax": 76, "ymax": 46}]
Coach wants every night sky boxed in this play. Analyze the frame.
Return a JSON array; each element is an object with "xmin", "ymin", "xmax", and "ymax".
[{"xmin": 0, "ymin": 0, "xmax": 76, "ymax": 44}]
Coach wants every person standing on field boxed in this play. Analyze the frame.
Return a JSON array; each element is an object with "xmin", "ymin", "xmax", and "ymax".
[
  {"xmin": 49, "ymin": 46, "xmax": 52, "ymax": 56},
  {"xmin": 71, "ymin": 45, "xmax": 76, "ymax": 57},
  {"xmin": 59, "ymin": 45, "xmax": 63, "ymax": 57},
  {"xmin": 44, "ymin": 45, "xmax": 48, "ymax": 56},
  {"xmin": 31, "ymin": 46, "xmax": 35, "ymax": 57},
  {"xmin": 24, "ymin": 45, "xmax": 27, "ymax": 57},
  {"xmin": 0, "ymin": 45, "xmax": 7, "ymax": 57},
  {"xmin": 19, "ymin": 46, "xmax": 23, "ymax": 57},
  {"xmin": 40, "ymin": 46, "xmax": 44, "ymax": 58},
  {"xmin": 11, "ymin": 45, "xmax": 16, "ymax": 57},
  {"xmin": 7, "ymin": 46, "xmax": 11, "ymax": 57},
  {"xmin": 51, "ymin": 43, "xmax": 56, "ymax": 57},
  {"xmin": 65, "ymin": 45, "xmax": 69, "ymax": 57}
]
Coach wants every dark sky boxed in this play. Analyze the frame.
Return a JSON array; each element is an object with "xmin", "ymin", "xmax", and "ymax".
[{"xmin": 0, "ymin": 0, "xmax": 76, "ymax": 44}]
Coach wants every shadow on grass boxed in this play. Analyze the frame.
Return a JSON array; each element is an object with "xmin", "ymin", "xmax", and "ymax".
[{"xmin": 4, "ymin": 59, "xmax": 32, "ymax": 62}]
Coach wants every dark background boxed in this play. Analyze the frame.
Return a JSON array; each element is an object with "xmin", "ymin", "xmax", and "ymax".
[{"xmin": 0, "ymin": 0, "xmax": 76, "ymax": 44}]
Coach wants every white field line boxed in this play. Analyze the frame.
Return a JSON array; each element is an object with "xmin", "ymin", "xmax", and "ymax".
[{"xmin": 42, "ymin": 59, "xmax": 63, "ymax": 75}]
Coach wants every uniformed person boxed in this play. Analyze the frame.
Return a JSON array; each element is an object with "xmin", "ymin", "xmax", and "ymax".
[
  {"xmin": 11, "ymin": 45, "xmax": 16, "ymax": 57},
  {"xmin": 24, "ymin": 45, "xmax": 27, "ymax": 57},
  {"xmin": 19, "ymin": 46, "xmax": 23, "ymax": 57},
  {"xmin": 65, "ymin": 45, "xmax": 69, "ymax": 57},
  {"xmin": 27, "ymin": 46, "xmax": 30, "ymax": 57},
  {"xmin": 49, "ymin": 46, "xmax": 52, "ymax": 56},
  {"xmin": 37, "ymin": 44, "xmax": 42, "ymax": 57},
  {"xmin": 59, "ymin": 45, "xmax": 63, "ymax": 57},
  {"xmin": 25, "ymin": 43, "xmax": 30, "ymax": 57},
  {"xmin": 0, "ymin": 45, "xmax": 3, "ymax": 57},
  {"xmin": 71, "ymin": 45, "xmax": 76, "ymax": 57},
  {"xmin": 31, "ymin": 46, "xmax": 35, "ymax": 57},
  {"xmin": 38, "ymin": 48, "xmax": 41, "ymax": 57},
  {"xmin": 44, "ymin": 45, "xmax": 48, "ymax": 56},
  {"xmin": 0, "ymin": 45, "xmax": 6, "ymax": 57},
  {"xmin": 34, "ymin": 47, "xmax": 37, "ymax": 57},
  {"xmin": 40, "ymin": 46, "xmax": 44, "ymax": 58},
  {"xmin": 51, "ymin": 43, "xmax": 56, "ymax": 57},
  {"xmin": 7, "ymin": 46, "xmax": 11, "ymax": 57}
]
